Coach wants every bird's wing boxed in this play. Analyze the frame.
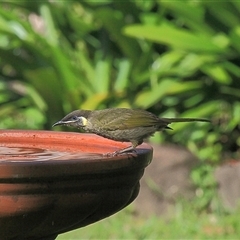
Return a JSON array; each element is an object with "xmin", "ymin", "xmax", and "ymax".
[{"xmin": 95, "ymin": 109, "xmax": 166, "ymax": 131}]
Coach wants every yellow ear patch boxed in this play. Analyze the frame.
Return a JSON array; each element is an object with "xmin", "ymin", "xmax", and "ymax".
[{"xmin": 80, "ymin": 116, "xmax": 88, "ymax": 126}]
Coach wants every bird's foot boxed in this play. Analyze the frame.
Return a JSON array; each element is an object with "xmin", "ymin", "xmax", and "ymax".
[{"xmin": 104, "ymin": 148, "xmax": 137, "ymax": 157}]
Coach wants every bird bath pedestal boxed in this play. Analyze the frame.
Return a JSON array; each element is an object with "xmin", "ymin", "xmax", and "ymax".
[{"xmin": 0, "ymin": 130, "xmax": 152, "ymax": 240}]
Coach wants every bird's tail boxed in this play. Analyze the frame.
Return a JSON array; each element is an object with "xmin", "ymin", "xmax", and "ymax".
[{"xmin": 162, "ymin": 118, "xmax": 210, "ymax": 123}]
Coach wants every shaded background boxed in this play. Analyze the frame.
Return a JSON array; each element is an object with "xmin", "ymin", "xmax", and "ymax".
[{"xmin": 0, "ymin": 1, "xmax": 240, "ymax": 238}]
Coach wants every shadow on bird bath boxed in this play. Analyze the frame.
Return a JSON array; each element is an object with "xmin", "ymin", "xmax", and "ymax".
[{"xmin": 0, "ymin": 130, "xmax": 152, "ymax": 240}]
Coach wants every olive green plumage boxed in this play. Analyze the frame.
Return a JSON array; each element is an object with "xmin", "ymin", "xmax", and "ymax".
[{"xmin": 53, "ymin": 108, "xmax": 210, "ymax": 154}]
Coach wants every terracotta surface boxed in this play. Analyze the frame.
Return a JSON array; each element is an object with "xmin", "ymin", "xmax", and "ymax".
[{"xmin": 0, "ymin": 130, "xmax": 152, "ymax": 240}]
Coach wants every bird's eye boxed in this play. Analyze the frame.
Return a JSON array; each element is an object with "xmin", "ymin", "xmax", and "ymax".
[{"xmin": 72, "ymin": 116, "xmax": 78, "ymax": 121}]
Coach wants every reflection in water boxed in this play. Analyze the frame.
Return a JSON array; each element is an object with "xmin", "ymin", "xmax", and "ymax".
[{"xmin": 0, "ymin": 146, "xmax": 102, "ymax": 162}]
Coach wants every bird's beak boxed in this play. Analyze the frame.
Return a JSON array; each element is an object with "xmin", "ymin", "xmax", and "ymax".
[
  {"xmin": 52, "ymin": 119, "xmax": 79, "ymax": 127},
  {"xmin": 52, "ymin": 121, "xmax": 63, "ymax": 127}
]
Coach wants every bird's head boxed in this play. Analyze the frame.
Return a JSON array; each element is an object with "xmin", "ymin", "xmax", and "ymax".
[{"xmin": 52, "ymin": 110, "xmax": 90, "ymax": 129}]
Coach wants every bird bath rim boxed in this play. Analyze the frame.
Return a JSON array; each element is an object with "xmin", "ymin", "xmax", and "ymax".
[{"xmin": 0, "ymin": 129, "xmax": 152, "ymax": 179}]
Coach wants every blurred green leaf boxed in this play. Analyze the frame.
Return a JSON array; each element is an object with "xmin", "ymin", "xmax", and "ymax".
[
  {"xmin": 114, "ymin": 59, "xmax": 131, "ymax": 91},
  {"xmin": 40, "ymin": 4, "xmax": 58, "ymax": 46},
  {"xmin": 94, "ymin": 59, "xmax": 110, "ymax": 93},
  {"xmin": 96, "ymin": 8, "xmax": 141, "ymax": 61},
  {"xmin": 24, "ymin": 67, "xmax": 64, "ymax": 120},
  {"xmin": 230, "ymin": 26, "xmax": 240, "ymax": 53},
  {"xmin": 124, "ymin": 23, "xmax": 223, "ymax": 52},
  {"xmin": 81, "ymin": 93, "xmax": 108, "ymax": 110},
  {"xmin": 204, "ymin": 1, "xmax": 240, "ymax": 28},
  {"xmin": 135, "ymin": 79, "xmax": 202, "ymax": 108},
  {"xmin": 181, "ymin": 101, "xmax": 218, "ymax": 118},
  {"xmin": 161, "ymin": 1, "xmax": 213, "ymax": 34},
  {"xmin": 201, "ymin": 64, "xmax": 232, "ymax": 84}
]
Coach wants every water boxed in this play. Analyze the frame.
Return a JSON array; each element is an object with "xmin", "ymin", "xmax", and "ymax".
[{"xmin": 0, "ymin": 146, "xmax": 103, "ymax": 162}]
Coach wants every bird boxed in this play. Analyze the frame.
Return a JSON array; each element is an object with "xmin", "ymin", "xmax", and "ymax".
[{"xmin": 52, "ymin": 108, "xmax": 210, "ymax": 155}]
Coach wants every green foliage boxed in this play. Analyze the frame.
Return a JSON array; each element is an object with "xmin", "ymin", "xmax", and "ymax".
[
  {"xmin": 57, "ymin": 204, "xmax": 240, "ymax": 239},
  {"xmin": 0, "ymin": 1, "xmax": 239, "ymax": 210}
]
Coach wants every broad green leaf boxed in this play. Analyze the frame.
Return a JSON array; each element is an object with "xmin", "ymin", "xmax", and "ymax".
[
  {"xmin": 0, "ymin": 104, "xmax": 16, "ymax": 116},
  {"xmin": 81, "ymin": 93, "xmax": 108, "ymax": 110},
  {"xmin": 152, "ymin": 51, "xmax": 184, "ymax": 73},
  {"xmin": 221, "ymin": 86, "xmax": 240, "ymax": 98},
  {"xmin": 230, "ymin": 26, "xmax": 240, "ymax": 53},
  {"xmin": 124, "ymin": 23, "xmax": 223, "ymax": 52},
  {"xmin": 0, "ymin": 8, "xmax": 33, "ymax": 35},
  {"xmin": 94, "ymin": 59, "xmax": 110, "ymax": 93},
  {"xmin": 232, "ymin": 0, "xmax": 240, "ymax": 13},
  {"xmin": 135, "ymin": 79, "xmax": 202, "ymax": 108},
  {"xmin": 67, "ymin": 3, "xmax": 96, "ymax": 36},
  {"xmin": 74, "ymin": 44, "xmax": 95, "ymax": 85},
  {"xmin": 223, "ymin": 61, "xmax": 240, "ymax": 77},
  {"xmin": 212, "ymin": 34, "xmax": 229, "ymax": 49},
  {"xmin": 201, "ymin": 65, "xmax": 232, "ymax": 84},
  {"xmin": 184, "ymin": 94, "xmax": 204, "ymax": 108},
  {"xmin": 96, "ymin": 8, "xmax": 141, "ymax": 61},
  {"xmin": 24, "ymin": 67, "xmax": 65, "ymax": 120},
  {"xmin": 114, "ymin": 59, "xmax": 131, "ymax": 91},
  {"xmin": 26, "ymin": 84, "xmax": 47, "ymax": 112},
  {"xmin": 161, "ymin": 1, "xmax": 213, "ymax": 34},
  {"xmin": 204, "ymin": 1, "xmax": 240, "ymax": 28},
  {"xmin": 40, "ymin": 4, "xmax": 58, "ymax": 46},
  {"xmin": 181, "ymin": 101, "xmax": 218, "ymax": 118}
]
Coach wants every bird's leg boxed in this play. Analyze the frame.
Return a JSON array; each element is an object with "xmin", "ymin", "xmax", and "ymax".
[
  {"xmin": 108, "ymin": 140, "xmax": 142, "ymax": 157},
  {"xmin": 104, "ymin": 146, "xmax": 134, "ymax": 157},
  {"xmin": 114, "ymin": 145, "xmax": 136, "ymax": 155}
]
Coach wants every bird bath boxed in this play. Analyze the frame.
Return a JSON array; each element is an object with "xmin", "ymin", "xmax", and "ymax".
[{"xmin": 0, "ymin": 130, "xmax": 152, "ymax": 240}]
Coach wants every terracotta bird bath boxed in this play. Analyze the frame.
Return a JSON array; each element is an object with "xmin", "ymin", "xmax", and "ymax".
[{"xmin": 0, "ymin": 130, "xmax": 152, "ymax": 240}]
